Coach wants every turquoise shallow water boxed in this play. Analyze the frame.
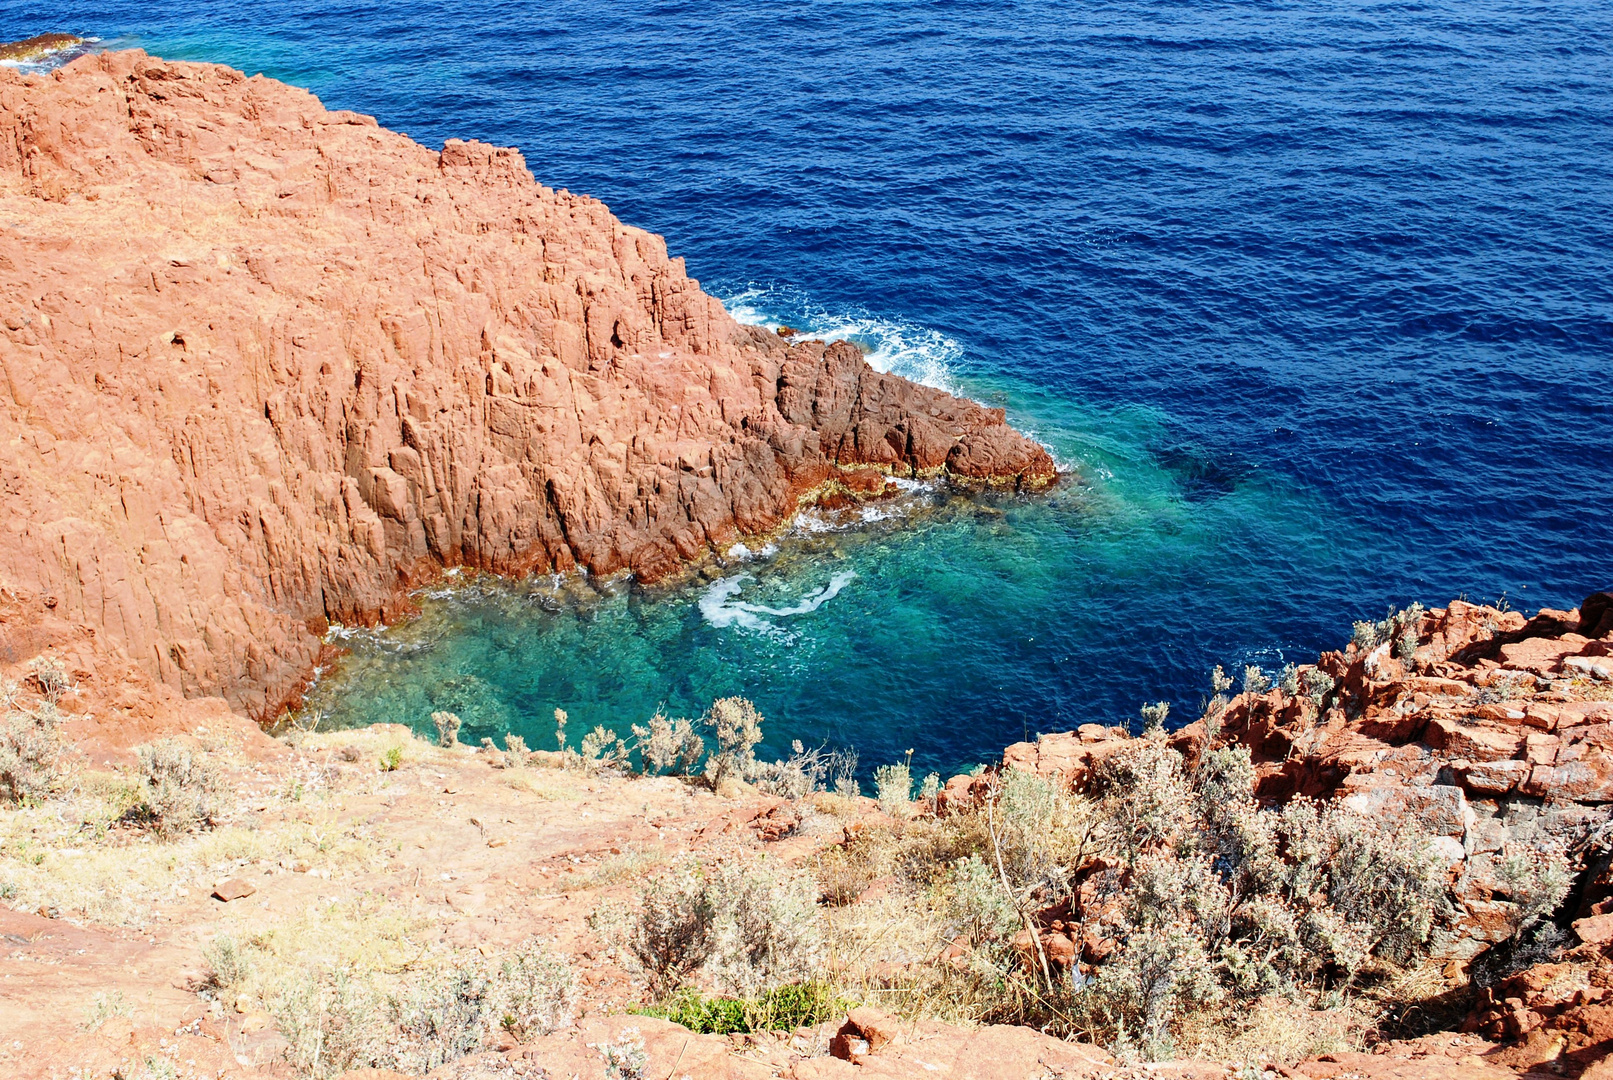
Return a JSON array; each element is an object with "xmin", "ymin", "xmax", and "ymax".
[
  {"xmin": 294, "ymin": 305, "xmax": 1363, "ymax": 777},
  {"xmin": 9, "ymin": 1, "xmax": 1611, "ymax": 776}
]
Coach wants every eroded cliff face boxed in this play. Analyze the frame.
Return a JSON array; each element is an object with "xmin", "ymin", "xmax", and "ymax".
[{"xmin": 0, "ymin": 51, "xmax": 1053, "ymax": 728}]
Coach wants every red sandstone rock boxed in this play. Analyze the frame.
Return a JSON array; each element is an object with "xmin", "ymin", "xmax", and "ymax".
[
  {"xmin": 210, "ymin": 878, "xmax": 256, "ymax": 902},
  {"xmin": 0, "ymin": 52, "xmax": 1053, "ymax": 734},
  {"xmin": 989, "ymin": 592, "xmax": 1613, "ymax": 976}
]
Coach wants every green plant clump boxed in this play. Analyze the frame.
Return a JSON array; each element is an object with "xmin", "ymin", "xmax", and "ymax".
[{"xmin": 633, "ymin": 981, "xmax": 844, "ymax": 1035}]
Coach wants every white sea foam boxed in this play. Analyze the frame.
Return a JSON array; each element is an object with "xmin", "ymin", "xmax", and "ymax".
[
  {"xmin": 725, "ymin": 285, "xmax": 961, "ymax": 395},
  {"xmin": 699, "ymin": 570, "xmax": 856, "ymax": 635}
]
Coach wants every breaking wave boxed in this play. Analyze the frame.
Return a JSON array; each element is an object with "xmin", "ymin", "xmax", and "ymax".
[
  {"xmin": 699, "ymin": 569, "xmax": 857, "ymax": 636},
  {"xmin": 724, "ymin": 284, "xmax": 961, "ymax": 395}
]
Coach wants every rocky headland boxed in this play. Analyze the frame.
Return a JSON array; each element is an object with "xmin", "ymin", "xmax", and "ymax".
[{"xmin": 0, "ymin": 50, "xmax": 1052, "ymax": 738}]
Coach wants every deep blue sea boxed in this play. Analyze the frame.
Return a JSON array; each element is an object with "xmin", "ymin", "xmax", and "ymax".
[{"xmin": 6, "ymin": 2, "xmax": 1610, "ymax": 777}]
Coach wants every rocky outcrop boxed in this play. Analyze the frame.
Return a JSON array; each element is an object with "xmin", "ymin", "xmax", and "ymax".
[
  {"xmin": 988, "ymin": 593, "xmax": 1613, "ymax": 964},
  {"xmin": 980, "ymin": 592, "xmax": 1613, "ymax": 1073},
  {"xmin": 0, "ymin": 51, "xmax": 1052, "ymax": 729}
]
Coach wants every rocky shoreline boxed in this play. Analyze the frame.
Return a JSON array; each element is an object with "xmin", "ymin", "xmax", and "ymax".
[{"xmin": 0, "ymin": 50, "xmax": 1053, "ymax": 740}]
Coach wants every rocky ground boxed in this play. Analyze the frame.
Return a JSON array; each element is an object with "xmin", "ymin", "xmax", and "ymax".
[{"xmin": 0, "ymin": 593, "xmax": 1609, "ymax": 1078}]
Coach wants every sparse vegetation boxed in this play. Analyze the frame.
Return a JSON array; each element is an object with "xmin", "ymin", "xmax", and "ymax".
[
  {"xmin": 604, "ymin": 857, "xmax": 822, "ymax": 1001},
  {"xmin": 0, "ymin": 688, "xmax": 65, "ymax": 804},
  {"xmin": 1353, "ymin": 602, "xmax": 1426, "ymax": 654},
  {"xmin": 787, "ymin": 730, "xmax": 1451, "ymax": 1062},
  {"xmin": 203, "ymin": 933, "xmax": 251, "ymax": 990},
  {"xmin": 630, "ymin": 711, "xmax": 703, "ymax": 775},
  {"xmin": 126, "ymin": 739, "xmax": 228, "ymax": 836},
  {"xmin": 431, "ymin": 710, "xmax": 463, "ymax": 748}
]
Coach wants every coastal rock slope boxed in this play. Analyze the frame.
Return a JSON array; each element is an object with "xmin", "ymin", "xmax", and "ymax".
[{"xmin": 0, "ymin": 51, "xmax": 1053, "ymax": 725}]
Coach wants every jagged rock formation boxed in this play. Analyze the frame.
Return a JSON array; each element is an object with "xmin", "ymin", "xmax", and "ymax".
[
  {"xmin": 978, "ymin": 592, "xmax": 1613, "ymax": 1076},
  {"xmin": 0, "ymin": 51, "xmax": 1053, "ymax": 728},
  {"xmin": 987, "ymin": 594, "xmax": 1613, "ymax": 953}
]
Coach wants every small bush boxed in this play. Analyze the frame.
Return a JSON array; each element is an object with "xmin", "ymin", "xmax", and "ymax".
[
  {"xmin": 703, "ymin": 697, "xmax": 765, "ymax": 785},
  {"xmin": 504, "ymin": 733, "xmax": 530, "ymax": 765},
  {"xmin": 1077, "ymin": 917, "xmax": 1222, "ymax": 1062},
  {"xmin": 432, "ymin": 711, "xmax": 463, "ymax": 747},
  {"xmin": 1497, "ymin": 842, "xmax": 1572, "ymax": 934},
  {"xmin": 597, "ymin": 1027, "xmax": 647, "ymax": 1080},
  {"xmin": 580, "ymin": 725, "xmax": 631, "ymax": 771},
  {"xmin": 28, "ymin": 656, "xmax": 71, "ymax": 705},
  {"xmin": 1302, "ymin": 669, "xmax": 1336, "ymax": 711},
  {"xmin": 752, "ymin": 740, "xmax": 858, "ymax": 800},
  {"xmin": 714, "ymin": 862, "xmax": 824, "ymax": 997},
  {"xmin": 621, "ymin": 862, "xmax": 720, "ymax": 999},
  {"xmin": 379, "ymin": 744, "xmax": 403, "ymax": 772},
  {"xmin": 631, "ymin": 711, "xmax": 703, "ymax": 775},
  {"xmin": 0, "ymin": 704, "xmax": 64, "ymax": 803},
  {"xmin": 394, "ymin": 963, "xmax": 497, "ymax": 1073},
  {"xmin": 637, "ymin": 989, "xmax": 749, "ymax": 1033},
  {"xmin": 1242, "ymin": 665, "xmax": 1271, "ymax": 697},
  {"xmin": 203, "ymin": 933, "xmax": 250, "ymax": 990},
  {"xmin": 1352, "ymin": 603, "xmax": 1426, "ymax": 655},
  {"xmin": 636, "ymin": 981, "xmax": 843, "ymax": 1034},
  {"xmin": 814, "ymin": 847, "xmax": 877, "ymax": 906},
  {"xmin": 83, "ymin": 989, "xmax": 132, "ymax": 1031},
  {"xmin": 613, "ymin": 858, "xmax": 823, "ymax": 1001},
  {"xmin": 271, "ymin": 968, "xmax": 391, "ymax": 1079},
  {"xmin": 946, "ymin": 854, "xmax": 1019, "ymax": 947},
  {"xmin": 494, "ymin": 938, "xmax": 578, "ymax": 1040},
  {"xmin": 875, "ymin": 760, "xmax": 913, "ymax": 816},
  {"xmin": 129, "ymin": 739, "xmax": 227, "ymax": 836}
]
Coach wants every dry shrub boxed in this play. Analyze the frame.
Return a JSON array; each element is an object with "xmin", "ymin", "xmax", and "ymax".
[
  {"xmin": 580, "ymin": 725, "xmax": 631, "ymax": 771},
  {"xmin": 607, "ymin": 857, "xmax": 822, "ymax": 1001},
  {"xmin": 0, "ymin": 700, "xmax": 65, "ymax": 803},
  {"xmin": 806, "ymin": 730, "xmax": 1451, "ymax": 1062},
  {"xmin": 615, "ymin": 861, "xmax": 718, "ymax": 999},
  {"xmin": 129, "ymin": 738, "xmax": 228, "ymax": 836},
  {"xmin": 752, "ymin": 740, "xmax": 859, "ymax": 800},
  {"xmin": 272, "ymin": 967, "xmax": 391, "ymax": 1077},
  {"xmin": 432, "ymin": 710, "xmax": 463, "ymax": 747},
  {"xmin": 203, "ymin": 933, "xmax": 251, "ymax": 990},
  {"xmin": 495, "ymin": 938, "xmax": 579, "ymax": 1040},
  {"xmin": 631, "ymin": 712, "xmax": 703, "ymax": 775},
  {"xmin": 875, "ymin": 761, "xmax": 914, "ymax": 817},
  {"xmin": 266, "ymin": 942, "xmax": 579, "ymax": 1078},
  {"xmin": 702, "ymin": 697, "xmax": 764, "ymax": 785},
  {"xmin": 814, "ymin": 846, "xmax": 877, "ymax": 906}
]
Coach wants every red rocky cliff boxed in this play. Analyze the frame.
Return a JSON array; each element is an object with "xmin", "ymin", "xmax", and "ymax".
[{"xmin": 0, "ymin": 52, "xmax": 1053, "ymax": 730}]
